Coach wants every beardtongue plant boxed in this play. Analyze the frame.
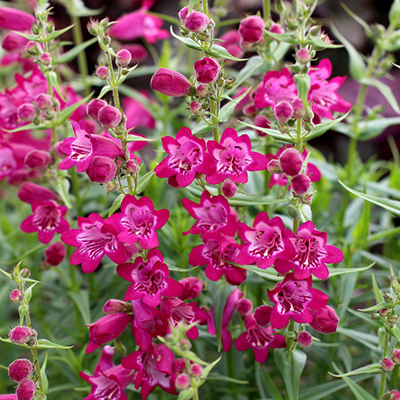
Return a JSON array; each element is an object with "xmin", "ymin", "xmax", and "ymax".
[{"xmin": 2, "ymin": 0, "xmax": 400, "ymax": 400}]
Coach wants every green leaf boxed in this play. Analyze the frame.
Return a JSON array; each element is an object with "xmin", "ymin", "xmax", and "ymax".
[
  {"xmin": 55, "ymin": 37, "xmax": 97, "ymax": 64},
  {"xmin": 188, "ymin": 0, "xmax": 199, "ymax": 12},
  {"xmin": 294, "ymin": 74, "xmax": 310, "ymax": 105},
  {"xmin": 136, "ymin": 170, "xmax": 155, "ymax": 194},
  {"xmin": 207, "ymin": 374, "xmax": 248, "ymax": 384},
  {"xmin": 385, "ymin": 324, "xmax": 400, "ymax": 342},
  {"xmin": 178, "ymin": 388, "xmax": 197, "ymax": 400},
  {"xmin": 305, "ymin": 35, "xmax": 343, "ymax": 49},
  {"xmin": 58, "ymin": 93, "xmax": 93, "ymax": 125},
  {"xmin": 67, "ymin": 290, "xmax": 91, "ymax": 325},
  {"xmin": 124, "ymin": 135, "xmax": 160, "ymax": 143},
  {"xmin": 326, "ymin": 263, "xmax": 374, "ymax": 278},
  {"xmin": 329, "ymin": 24, "xmax": 365, "ymax": 81},
  {"xmin": 56, "ymin": 178, "xmax": 72, "ymax": 209},
  {"xmin": 360, "ymin": 77, "xmax": 400, "ymax": 114},
  {"xmin": 208, "ymin": 281, "xmax": 235, "ymax": 352},
  {"xmin": 201, "ymin": 355, "xmax": 222, "ymax": 380},
  {"xmin": 237, "ymin": 263, "xmax": 282, "ymax": 282},
  {"xmin": 192, "ymin": 120, "xmax": 217, "ymax": 135},
  {"xmin": 98, "ymin": 84, "xmax": 112, "ymax": 99},
  {"xmin": 119, "ymin": 85, "xmax": 159, "ymax": 118},
  {"xmin": 41, "ymin": 353, "xmax": 49, "ymax": 392},
  {"xmin": 352, "ymin": 199, "xmax": 370, "ymax": 246},
  {"xmin": 11, "ymin": 31, "xmax": 38, "ymax": 41},
  {"xmin": 274, "ymin": 349, "xmax": 307, "ymax": 400},
  {"xmin": 167, "ymin": 264, "xmax": 199, "ymax": 272},
  {"xmin": 25, "ymin": 282, "xmax": 38, "ymax": 304},
  {"xmin": 341, "ymin": 3, "xmax": 374, "ymax": 39},
  {"xmin": 219, "ymin": 87, "xmax": 251, "ymax": 122},
  {"xmin": 18, "ymin": 305, "xmax": 29, "ymax": 326},
  {"xmin": 336, "ymin": 327, "xmax": 378, "ymax": 350},
  {"xmin": 108, "ymin": 194, "xmax": 125, "ymax": 217},
  {"xmin": 47, "ymin": 24, "xmax": 75, "ymax": 41},
  {"xmin": 329, "ymin": 363, "xmax": 381, "ymax": 378},
  {"xmin": 47, "ymin": 71, "xmax": 66, "ymax": 102},
  {"xmin": 372, "ymin": 274, "xmax": 384, "ymax": 303},
  {"xmin": 233, "ymin": 56, "xmax": 273, "ymax": 88},
  {"xmin": 358, "ymin": 117, "xmax": 400, "ymax": 141},
  {"xmin": 256, "ymin": 363, "xmax": 284, "ymax": 400},
  {"xmin": 61, "ymin": 0, "xmax": 105, "ymax": 17},
  {"xmin": 303, "ymin": 112, "xmax": 350, "ymax": 141},
  {"xmin": 0, "ymin": 337, "xmax": 72, "ymax": 349},
  {"xmin": 358, "ymin": 300, "xmax": 394, "ymax": 313},
  {"xmin": 264, "ymin": 31, "xmax": 298, "ymax": 44},
  {"xmin": 338, "ymin": 180, "xmax": 400, "ymax": 216},
  {"xmin": 0, "ymin": 268, "xmax": 13, "ymax": 280},
  {"xmin": 3, "ymin": 122, "xmax": 52, "ymax": 133}
]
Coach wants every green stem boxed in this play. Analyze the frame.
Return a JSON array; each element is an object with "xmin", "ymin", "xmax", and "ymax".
[
  {"xmin": 147, "ymin": 11, "xmax": 180, "ymax": 26},
  {"xmin": 71, "ymin": 167, "xmax": 83, "ymax": 216},
  {"xmin": 263, "ymin": 0, "xmax": 270, "ymax": 18},
  {"xmin": 71, "ymin": 16, "xmax": 90, "ymax": 97},
  {"xmin": 210, "ymin": 98, "xmax": 219, "ymax": 142},
  {"xmin": 379, "ymin": 330, "xmax": 390, "ymax": 399},
  {"xmin": 286, "ymin": 319, "xmax": 296, "ymax": 352},
  {"xmin": 143, "ymin": 38, "xmax": 159, "ymax": 65}
]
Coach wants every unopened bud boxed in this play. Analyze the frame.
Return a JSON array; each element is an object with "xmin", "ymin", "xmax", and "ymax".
[
  {"xmin": 286, "ymin": 205, "xmax": 300, "ymax": 220},
  {"xmin": 116, "ymin": 49, "xmax": 131, "ymax": 68},
  {"xmin": 267, "ymin": 159, "xmax": 282, "ymax": 174},
  {"xmin": 236, "ymin": 298, "xmax": 253, "ymax": 317},
  {"xmin": 9, "ymin": 326, "xmax": 36, "ymax": 345},
  {"xmin": 297, "ymin": 48, "xmax": 310, "ymax": 64},
  {"xmin": 34, "ymin": 94, "xmax": 53, "ymax": 111},
  {"xmin": 297, "ymin": 331, "xmax": 312, "ymax": 348},
  {"xmin": 8, "ymin": 359, "xmax": 34, "ymax": 382},
  {"xmin": 222, "ymin": 179, "xmax": 237, "ymax": 198},
  {"xmin": 384, "ymin": 292, "xmax": 394, "ymax": 303},
  {"xmin": 106, "ymin": 181, "xmax": 118, "ymax": 193},
  {"xmin": 21, "ymin": 268, "xmax": 30, "ymax": 278},
  {"xmin": 196, "ymin": 83, "xmax": 210, "ymax": 97},
  {"xmin": 18, "ymin": 104, "xmax": 37, "ymax": 122},
  {"xmin": 40, "ymin": 52, "xmax": 51, "ymax": 66},
  {"xmin": 291, "ymin": 174, "xmax": 311, "ymax": 196},
  {"xmin": 381, "ymin": 357, "xmax": 395, "ymax": 372},
  {"xmin": 190, "ymin": 364, "xmax": 203, "ymax": 377},
  {"xmin": 16, "ymin": 379, "xmax": 36, "ymax": 400},
  {"xmin": 96, "ymin": 66, "xmax": 109, "ymax": 80},
  {"xmin": 190, "ymin": 101, "xmax": 202, "ymax": 115},
  {"xmin": 103, "ymin": 299, "xmax": 131, "ymax": 314},
  {"xmin": 175, "ymin": 373, "xmax": 190, "ymax": 391},
  {"xmin": 10, "ymin": 289, "xmax": 23, "ymax": 303}
]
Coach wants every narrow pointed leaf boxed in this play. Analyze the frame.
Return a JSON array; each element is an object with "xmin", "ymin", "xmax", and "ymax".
[
  {"xmin": 372, "ymin": 274, "xmax": 384, "ymax": 303},
  {"xmin": 136, "ymin": 170, "xmax": 155, "ymax": 194},
  {"xmin": 55, "ymin": 37, "xmax": 97, "ymax": 64},
  {"xmin": 329, "ymin": 363, "xmax": 381, "ymax": 378},
  {"xmin": 48, "ymin": 71, "xmax": 66, "ymax": 102},
  {"xmin": 108, "ymin": 194, "xmax": 125, "ymax": 216}
]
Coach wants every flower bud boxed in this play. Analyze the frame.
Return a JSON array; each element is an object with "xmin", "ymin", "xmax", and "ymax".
[
  {"xmin": 39, "ymin": 52, "xmax": 51, "ymax": 66},
  {"xmin": 151, "ymin": 68, "xmax": 191, "ymax": 97},
  {"xmin": 243, "ymin": 104, "xmax": 257, "ymax": 117},
  {"xmin": 309, "ymin": 306, "xmax": 339, "ymax": 334},
  {"xmin": 179, "ymin": 6, "xmax": 189, "ymax": 23},
  {"xmin": 86, "ymin": 156, "xmax": 117, "ymax": 183},
  {"xmin": 10, "ymin": 289, "xmax": 22, "ymax": 303},
  {"xmin": 25, "ymin": 41, "xmax": 41, "ymax": 56},
  {"xmin": 381, "ymin": 358, "xmax": 395, "ymax": 372},
  {"xmin": 297, "ymin": 331, "xmax": 312, "ymax": 348},
  {"xmin": 103, "ymin": 299, "xmax": 130, "ymax": 314},
  {"xmin": 98, "ymin": 105, "xmax": 122, "ymax": 129},
  {"xmin": 9, "ymin": 326, "xmax": 36, "ymax": 345},
  {"xmin": 286, "ymin": 205, "xmax": 301, "ymax": 220},
  {"xmin": 391, "ymin": 390, "xmax": 400, "ymax": 400},
  {"xmin": 126, "ymin": 159, "xmax": 139, "ymax": 175},
  {"xmin": 17, "ymin": 104, "xmax": 37, "ymax": 122},
  {"xmin": 189, "ymin": 101, "xmax": 201, "ymax": 115},
  {"xmin": 16, "ymin": 379, "xmax": 36, "ymax": 400},
  {"xmin": 87, "ymin": 99, "xmax": 108, "ymax": 121},
  {"xmin": 269, "ymin": 23, "xmax": 283, "ymax": 34},
  {"xmin": 8, "ymin": 359, "xmax": 33, "ymax": 382},
  {"xmin": 96, "ymin": 66, "xmax": 108, "ymax": 80},
  {"xmin": 254, "ymin": 114, "xmax": 270, "ymax": 137},
  {"xmin": 24, "ymin": 150, "xmax": 52, "ymax": 171},
  {"xmin": 34, "ymin": 94, "xmax": 53, "ymax": 111},
  {"xmin": 123, "ymin": 44, "xmax": 147, "ymax": 63},
  {"xmin": 238, "ymin": 16, "xmax": 265, "ymax": 43},
  {"xmin": 393, "ymin": 349, "xmax": 400, "ymax": 364},
  {"xmin": 178, "ymin": 277, "xmax": 204, "ymax": 301},
  {"xmin": 21, "ymin": 268, "xmax": 30, "ymax": 278},
  {"xmin": 196, "ymin": 83, "xmax": 210, "ymax": 97},
  {"xmin": 45, "ymin": 242, "xmax": 66, "ymax": 266},
  {"xmin": 236, "ymin": 298, "xmax": 253, "ymax": 317},
  {"xmin": 274, "ymin": 101, "xmax": 293, "ymax": 123},
  {"xmin": 190, "ymin": 364, "xmax": 203, "ymax": 377},
  {"xmin": 175, "ymin": 373, "xmax": 190, "ymax": 391},
  {"xmin": 300, "ymin": 193, "xmax": 313, "ymax": 205},
  {"xmin": 222, "ymin": 179, "xmax": 237, "ymax": 198},
  {"xmin": 116, "ymin": 49, "xmax": 131, "ymax": 67},
  {"xmin": 194, "ymin": 57, "xmax": 221, "ymax": 84},
  {"xmin": 291, "ymin": 174, "xmax": 311, "ymax": 195},
  {"xmin": 185, "ymin": 11, "xmax": 210, "ymax": 33},
  {"xmin": 297, "ymin": 48, "xmax": 311, "ymax": 64},
  {"xmin": 1, "ymin": 32, "xmax": 28, "ymax": 53},
  {"xmin": 279, "ymin": 148, "xmax": 303, "ymax": 176},
  {"xmin": 384, "ymin": 292, "xmax": 394, "ymax": 303},
  {"xmin": 267, "ymin": 159, "xmax": 282, "ymax": 174},
  {"xmin": 106, "ymin": 181, "xmax": 118, "ymax": 193},
  {"xmin": 254, "ymin": 305, "xmax": 272, "ymax": 327},
  {"xmin": 17, "ymin": 182, "xmax": 57, "ymax": 204}
]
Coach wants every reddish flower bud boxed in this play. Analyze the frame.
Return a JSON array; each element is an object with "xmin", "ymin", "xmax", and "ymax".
[
  {"xmin": 185, "ymin": 11, "xmax": 210, "ymax": 33},
  {"xmin": 269, "ymin": 23, "xmax": 283, "ymax": 34},
  {"xmin": 194, "ymin": 57, "xmax": 221, "ymax": 84},
  {"xmin": 151, "ymin": 68, "xmax": 191, "ymax": 97},
  {"xmin": 0, "ymin": 7, "xmax": 35, "ymax": 31},
  {"xmin": 238, "ymin": 16, "xmax": 265, "ymax": 43},
  {"xmin": 9, "ymin": 326, "xmax": 36, "ymax": 345},
  {"xmin": 24, "ymin": 150, "xmax": 51, "ymax": 171},
  {"xmin": 8, "ymin": 359, "xmax": 33, "ymax": 383},
  {"xmin": 10, "ymin": 289, "xmax": 22, "ymax": 303},
  {"xmin": 292, "ymin": 98, "xmax": 306, "ymax": 119},
  {"xmin": 254, "ymin": 305, "xmax": 272, "ymax": 327},
  {"xmin": 175, "ymin": 373, "xmax": 190, "ymax": 391},
  {"xmin": 86, "ymin": 99, "xmax": 108, "ymax": 121},
  {"xmin": 179, "ymin": 277, "xmax": 204, "ymax": 300},
  {"xmin": 297, "ymin": 331, "xmax": 312, "ymax": 348},
  {"xmin": 86, "ymin": 156, "xmax": 117, "ymax": 183},
  {"xmin": 96, "ymin": 66, "xmax": 108, "ymax": 80},
  {"xmin": 1, "ymin": 32, "xmax": 28, "ymax": 53},
  {"xmin": 291, "ymin": 174, "xmax": 311, "ymax": 195},
  {"xmin": 34, "ymin": 94, "xmax": 53, "ymax": 112},
  {"xmin": 25, "ymin": 40, "xmax": 40, "ymax": 56},
  {"xmin": 17, "ymin": 104, "xmax": 37, "ymax": 122},
  {"xmin": 98, "ymin": 105, "xmax": 122, "ymax": 129},
  {"xmin": 274, "ymin": 100, "xmax": 293, "ymax": 122},
  {"xmin": 45, "ymin": 242, "xmax": 66, "ymax": 266},
  {"xmin": 393, "ymin": 349, "xmax": 400, "ymax": 364},
  {"xmin": 267, "ymin": 159, "xmax": 282, "ymax": 174},
  {"xmin": 126, "ymin": 159, "xmax": 139, "ymax": 175},
  {"xmin": 279, "ymin": 148, "xmax": 303, "ymax": 176},
  {"xmin": 124, "ymin": 44, "xmax": 147, "ymax": 63},
  {"xmin": 190, "ymin": 101, "xmax": 201, "ymax": 115},
  {"xmin": 222, "ymin": 178, "xmax": 237, "ymax": 198},
  {"xmin": 382, "ymin": 358, "xmax": 395, "ymax": 372},
  {"xmin": 39, "ymin": 52, "xmax": 51, "ymax": 66},
  {"xmin": 190, "ymin": 364, "xmax": 203, "ymax": 377},
  {"xmin": 103, "ymin": 299, "xmax": 130, "ymax": 314},
  {"xmin": 243, "ymin": 105, "xmax": 257, "ymax": 117},
  {"xmin": 309, "ymin": 306, "xmax": 339, "ymax": 334},
  {"xmin": 16, "ymin": 379, "xmax": 36, "ymax": 400},
  {"xmin": 297, "ymin": 48, "xmax": 311, "ymax": 64},
  {"xmin": 179, "ymin": 6, "xmax": 189, "ymax": 23},
  {"xmin": 236, "ymin": 298, "xmax": 253, "ymax": 317},
  {"xmin": 196, "ymin": 83, "xmax": 210, "ymax": 97},
  {"xmin": 391, "ymin": 390, "xmax": 400, "ymax": 400},
  {"xmin": 254, "ymin": 114, "xmax": 270, "ymax": 137},
  {"xmin": 17, "ymin": 182, "xmax": 57, "ymax": 204},
  {"xmin": 116, "ymin": 49, "xmax": 131, "ymax": 67}
]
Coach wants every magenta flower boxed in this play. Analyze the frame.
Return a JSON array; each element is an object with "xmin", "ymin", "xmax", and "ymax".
[
  {"xmin": 109, "ymin": 195, "xmax": 169, "ymax": 249},
  {"xmin": 154, "ymin": 127, "xmax": 214, "ymax": 187},
  {"xmin": 182, "ymin": 190, "xmax": 237, "ymax": 238},
  {"xmin": 189, "ymin": 232, "xmax": 246, "ymax": 285},
  {"xmin": 160, "ymin": 298, "xmax": 207, "ymax": 340},
  {"xmin": 194, "ymin": 58, "xmax": 221, "ymax": 84},
  {"xmin": 235, "ymin": 313, "xmax": 286, "ymax": 363},
  {"xmin": 309, "ymin": 305, "xmax": 339, "ymax": 334},
  {"xmin": 254, "ymin": 68, "xmax": 297, "ymax": 109},
  {"xmin": 45, "ymin": 241, "xmax": 66, "ymax": 266},
  {"xmin": 274, "ymin": 221, "xmax": 343, "ymax": 280},
  {"xmin": 80, "ymin": 346, "xmax": 133, "ymax": 400},
  {"xmin": 133, "ymin": 309, "xmax": 168, "ymax": 351},
  {"xmin": 308, "ymin": 59, "xmax": 351, "ymax": 122},
  {"xmin": 20, "ymin": 200, "xmax": 69, "ymax": 244},
  {"xmin": 178, "ymin": 277, "xmax": 204, "ymax": 301},
  {"xmin": 123, "ymin": 95, "xmax": 155, "ymax": 130},
  {"xmin": 219, "ymin": 30, "xmax": 243, "ymax": 59},
  {"xmin": 121, "ymin": 343, "xmax": 177, "ymax": 400},
  {"xmin": 0, "ymin": 7, "xmax": 35, "ymax": 31},
  {"xmin": 58, "ymin": 121, "xmax": 123, "ymax": 173},
  {"xmin": 236, "ymin": 212, "xmax": 296, "ymax": 270},
  {"xmin": 238, "ymin": 15, "xmax": 265, "ymax": 44},
  {"xmin": 150, "ymin": 68, "xmax": 191, "ymax": 97},
  {"xmin": 17, "ymin": 182, "xmax": 57, "ymax": 204},
  {"xmin": 116, "ymin": 249, "xmax": 183, "ymax": 307},
  {"xmin": 86, "ymin": 313, "xmax": 134, "ymax": 354},
  {"xmin": 109, "ymin": 0, "xmax": 169, "ymax": 43},
  {"xmin": 61, "ymin": 213, "xmax": 127, "ymax": 273},
  {"xmin": 206, "ymin": 128, "xmax": 268, "ymax": 184},
  {"xmin": 268, "ymin": 274, "xmax": 329, "ymax": 329}
]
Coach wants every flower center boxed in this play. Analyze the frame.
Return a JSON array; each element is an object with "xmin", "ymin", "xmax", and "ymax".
[
  {"xmin": 246, "ymin": 326, "xmax": 273, "ymax": 349},
  {"xmin": 169, "ymin": 142, "xmax": 202, "ymax": 174},
  {"xmin": 276, "ymin": 281, "xmax": 311, "ymax": 314},
  {"xmin": 33, "ymin": 204, "xmax": 61, "ymax": 232},
  {"xmin": 292, "ymin": 237, "xmax": 326, "ymax": 270},
  {"xmin": 70, "ymin": 134, "xmax": 92, "ymax": 161},
  {"xmin": 196, "ymin": 204, "xmax": 228, "ymax": 232},
  {"xmin": 217, "ymin": 145, "xmax": 252, "ymax": 176},
  {"xmin": 78, "ymin": 224, "xmax": 117, "ymax": 260},
  {"xmin": 248, "ymin": 228, "xmax": 283, "ymax": 259},
  {"xmin": 122, "ymin": 205, "xmax": 155, "ymax": 239}
]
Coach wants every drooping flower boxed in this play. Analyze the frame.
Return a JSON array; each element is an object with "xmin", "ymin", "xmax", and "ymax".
[
  {"xmin": 20, "ymin": 200, "xmax": 69, "ymax": 244},
  {"xmin": 268, "ymin": 273, "xmax": 329, "ymax": 329},
  {"xmin": 109, "ymin": 195, "xmax": 169, "ymax": 249},
  {"xmin": 61, "ymin": 213, "xmax": 127, "ymax": 273},
  {"xmin": 0, "ymin": 7, "xmax": 35, "ymax": 31},
  {"xmin": 235, "ymin": 313, "xmax": 286, "ymax": 363},
  {"xmin": 17, "ymin": 182, "xmax": 57, "ymax": 204},
  {"xmin": 236, "ymin": 212, "xmax": 295, "ymax": 270},
  {"xmin": 154, "ymin": 127, "xmax": 214, "ymax": 187},
  {"xmin": 238, "ymin": 16, "xmax": 265, "ymax": 44},
  {"xmin": 309, "ymin": 305, "xmax": 339, "ymax": 334},
  {"xmin": 121, "ymin": 343, "xmax": 177, "ymax": 400},
  {"xmin": 206, "ymin": 128, "xmax": 268, "ymax": 185},
  {"xmin": 178, "ymin": 277, "xmax": 204, "ymax": 301},
  {"xmin": 182, "ymin": 190, "xmax": 237, "ymax": 238},
  {"xmin": 150, "ymin": 68, "xmax": 191, "ymax": 97},
  {"xmin": 274, "ymin": 221, "xmax": 343, "ymax": 280}
]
